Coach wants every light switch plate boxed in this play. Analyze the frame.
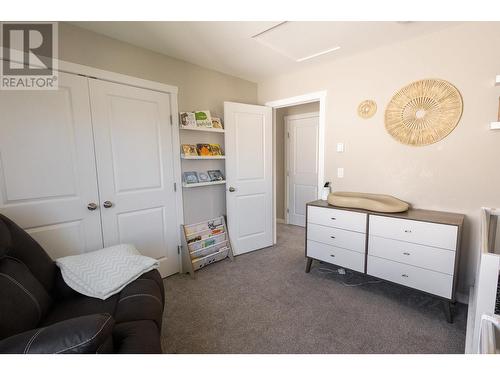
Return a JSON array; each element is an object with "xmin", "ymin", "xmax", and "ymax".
[
  {"xmin": 337, "ymin": 168, "xmax": 344, "ymax": 178},
  {"xmin": 336, "ymin": 143, "xmax": 344, "ymax": 152}
]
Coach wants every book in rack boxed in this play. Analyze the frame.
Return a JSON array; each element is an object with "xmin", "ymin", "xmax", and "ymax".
[{"xmin": 181, "ymin": 216, "xmax": 234, "ymax": 278}]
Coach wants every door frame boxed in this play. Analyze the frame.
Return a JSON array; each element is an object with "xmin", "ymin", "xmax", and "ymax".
[
  {"xmin": 284, "ymin": 111, "xmax": 320, "ymax": 225},
  {"xmin": 265, "ymin": 91, "xmax": 327, "ymax": 243},
  {"xmin": 1, "ymin": 53, "xmax": 185, "ymax": 272}
]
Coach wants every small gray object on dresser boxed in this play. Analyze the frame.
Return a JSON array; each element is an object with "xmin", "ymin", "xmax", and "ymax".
[{"xmin": 305, "ymin": 200, "xmax": 464, "ymax": 323}]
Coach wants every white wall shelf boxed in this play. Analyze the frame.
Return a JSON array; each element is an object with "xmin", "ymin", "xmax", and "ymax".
[
  {"xmin": 180, "ymin": 127, "xmax": 225, "ymax": 133},
  {"xmin": 181, "ymin": 155, "xmax": 225, "ymax": 160},
  {"xmin": 178, "ymin": 111, "xmax": 226, "ymax": 224},
  {"xmin": 182, "ymin": 180, "xmax": 226, "ymax": 188}
]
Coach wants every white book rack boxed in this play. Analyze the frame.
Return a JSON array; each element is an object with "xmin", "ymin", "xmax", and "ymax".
[{"xmin": 181, "ymin": 216, "xmax": 234, "ymax": 278}]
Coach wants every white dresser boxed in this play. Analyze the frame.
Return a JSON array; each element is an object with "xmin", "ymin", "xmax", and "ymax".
[{"xmin": 305, "ymin": 200, "xmax": 464, "ymax": 322}]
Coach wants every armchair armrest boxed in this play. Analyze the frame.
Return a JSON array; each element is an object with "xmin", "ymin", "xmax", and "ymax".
[{"xmin": 0, "ymin": 313, "xmax": 114, "ymax": 354}]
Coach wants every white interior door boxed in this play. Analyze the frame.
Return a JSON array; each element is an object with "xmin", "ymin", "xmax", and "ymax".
[
  {"xmin": 0, "ymin": 72, "xmax": 103, "ymax": 259},
  {"xmin": 89, "ymin": 79, "xmax": 179, "ymax": 277},
  {"xmin": 286, "ymin": 112, "xmax": 319, "ymax": 227},
  {"xmin": 224, "ymin": 102, "xmax": 273, "ymax": 255}
]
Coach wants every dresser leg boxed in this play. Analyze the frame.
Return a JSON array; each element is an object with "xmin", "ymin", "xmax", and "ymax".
[
  {"xmin": 443, "ymin": 301, "xmax": 453, "ymax": 323},
  {"xmin": 305, "ymin": 257, "xmax": 313, "ymax": 273}
]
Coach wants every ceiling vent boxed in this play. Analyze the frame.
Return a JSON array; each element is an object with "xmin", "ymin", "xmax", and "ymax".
[{"xmin": 252, "ymin": 21, "xmax": 341, "ymax": 62}]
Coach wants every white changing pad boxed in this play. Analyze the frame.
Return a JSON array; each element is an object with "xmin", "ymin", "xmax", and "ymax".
[{"xmin": 56, "ymin": 244, "xmax": 159, "ymax": 300}]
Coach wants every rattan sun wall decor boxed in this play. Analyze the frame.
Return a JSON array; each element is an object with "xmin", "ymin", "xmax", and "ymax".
[
  {"xmin": 384, "ymin": 79, "xmax": 463, "ymax": 146},
  {"xmin": 358, "ymin": 99, "xmax": 377, "ymax": 119}
]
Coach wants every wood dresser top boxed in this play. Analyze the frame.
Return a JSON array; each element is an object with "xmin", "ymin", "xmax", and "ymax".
[{"xmin": 307, "ymin": 200, "xmax": 465, "ymax": 227}]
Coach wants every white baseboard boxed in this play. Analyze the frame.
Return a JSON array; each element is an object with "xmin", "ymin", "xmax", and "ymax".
[
  {"xmin": 276, "ymin": 218, "xmax": 286, "ymax": 224},
  {"xmin": 464, "ymin": 286, "xmax": 476, "ymax": 353},
  {"xmin": 456, "ymin": 291, "xmax": 469, "ymax": 305}
]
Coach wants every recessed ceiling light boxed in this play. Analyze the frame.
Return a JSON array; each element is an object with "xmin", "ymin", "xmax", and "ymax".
[{"xmin": 296, "ymin": 46, "xmax": 341, "ymax": 62}]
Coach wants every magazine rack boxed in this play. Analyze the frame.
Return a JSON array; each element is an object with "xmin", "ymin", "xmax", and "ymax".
[{"xmin": 181, "ymin": 216, "xmax": 234, "ymax": 278}]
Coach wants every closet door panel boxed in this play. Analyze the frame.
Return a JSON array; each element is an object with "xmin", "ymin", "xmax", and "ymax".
[
  {"xmin": 89, "ymin": 79, "xmax": 179, "ymax": 277},
  {"xmin": 0, "ymin": 72, "xmax": 103, "ymax": 258}
]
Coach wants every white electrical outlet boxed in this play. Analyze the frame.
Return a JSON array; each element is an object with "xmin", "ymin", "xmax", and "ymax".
[
  {"xmin": 337, "ymin": 168, "xmax": 344, "ymax": 178},
  {"xmin": 336, "ymin": 143, "xmax": 344, "ymax": 152}
]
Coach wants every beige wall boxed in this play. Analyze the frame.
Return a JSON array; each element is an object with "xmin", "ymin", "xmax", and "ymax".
[
  {"xmin": 275, "ymin": 102, "xmax": 320, "ymax": 220},
  {"xmin": 59, "ymin": 23, "xmax": 258, "ymax": 224},
  {"xmin": 259, "ymin": 22, "xmax": 500, "ymax": 294}
]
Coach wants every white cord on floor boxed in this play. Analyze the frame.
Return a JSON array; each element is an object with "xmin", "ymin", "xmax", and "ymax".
[
  {"xmin": 341, "ymin": 280, "xmax": 383, "ymax": 287},
  {"xmin": 317, "ymin": 266, "xmax": 384, "ymax": 287}
]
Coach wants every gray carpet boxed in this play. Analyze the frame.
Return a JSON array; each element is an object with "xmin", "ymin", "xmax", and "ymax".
[{"xmin": 161, "ymin": 223, "xmax": 466, "ymax": 353}]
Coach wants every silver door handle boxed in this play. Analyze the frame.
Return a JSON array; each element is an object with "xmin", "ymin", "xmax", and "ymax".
[
  {"xmin": 87, "ymin": 202, "xmax": 98, "ymax": 211},
  {"xmin": 228, "ymin": 187, "xmax": 236, "ymax": 192},
  {"xmin": 103, "ymin": 201, "xmax": 113, "ymax": 208}
]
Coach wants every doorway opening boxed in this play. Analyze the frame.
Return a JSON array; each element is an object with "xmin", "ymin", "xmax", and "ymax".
[
  {"xmin": 265, "ymin": 91, "xmax": 327, "ymax": 244},
  {"xmin": 279, "ymin": 104, "xmax": 319, "ymax": 226}
]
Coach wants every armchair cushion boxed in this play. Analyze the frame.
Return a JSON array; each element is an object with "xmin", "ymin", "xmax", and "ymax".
[
  {"xmin": 113, "ymin": 320, "xmax": 162, "ymax": 354},
  {"xmin": 0, "ymin": 257, "xmax": 52, "ymax": 339},
  {"xmin": 0, "ymin": 214, "xmax": 56, "ymax": 292},
  {"xmin": 41, "ymin": 294, "xmax": 118, "ymax": 327},
  {"xmin": 0, "ymin": 313, "xmax": 114, "ymax": 354},
  {"xmin": 115, "ymin": 277, "xmax": 163, "ymax": 328}
]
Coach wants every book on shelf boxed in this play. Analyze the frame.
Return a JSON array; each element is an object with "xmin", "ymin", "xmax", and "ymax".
[
  {"xmin": 183, "ymin": 171, "xmax": 199, "ymax": 184},
  {"xmin": 191, "ymin": 247, "xmax": 229, "ymax": 267},
  {"xmin": 184, "ymin": 217, "xmax": 224, "ymax": 236},
  {"xmin": 181, "ymin": 144, "xmax": 198, "ymax": 156},
  {"xmin": 207, "ymin": 170, "xmax": 224, "ymax": 181},
  {"xmin": 186, "ymin": 230, "xmax": 224, "ymax": 246},
  {"xmin": 187, "ymin": 227, "xmax": 224, "ymax": 243},
  {"xmin": 196, "ymin": 143, "xmax": 212, "ymax": 156},
  {"xmin": 194, "ymin": 110, "xmax": 212, "ymax": 128},
  {"xmin": 189, "ymin": 234, "xmax": 226, "ymax": 252},
  {"xmin": 179, "ymin": 112, "xmax": 197, "ymax": 128},
  {"xmin": 211, "ymin": 117, "xmax": 223, "ymax": 129},
  {"xmin": 197, "ymin": 172, "xmax": 210, "ymax": 182},
  {"xmin": 208, "ymin": 144, "xmax": 223, "ymax": 156},
  {"xmin": 190, "ymin": 240, "xmax": 228, "ymax": 258}
]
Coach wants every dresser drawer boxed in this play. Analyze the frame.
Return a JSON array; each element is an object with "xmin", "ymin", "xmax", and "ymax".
[
  {"xmin": 367, "ymin": 255, "xmax": 453, "ymax": 299},
  {"xmin": 369, "ymin": 215, "xmax": 458, "ymax": 250},
  {"xmin": 307, "ymin": 240, "xmax": 364, "ymax": 273},
  {"xmin": 308, "ymin": 223, "xmax": 366, "ymax": 253},
  {"xmin": 368, "ymin": 236, "xmax": 456, "ymax": 275},
  {"xmin": 307, "ymin": 206, "xmax": 367, "ymax": 233}
]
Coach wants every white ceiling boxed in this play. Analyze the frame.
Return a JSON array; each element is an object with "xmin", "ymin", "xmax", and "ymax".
[{"xmin": 71, "ymin": 21, "xmax": 458, "ymax": 82}]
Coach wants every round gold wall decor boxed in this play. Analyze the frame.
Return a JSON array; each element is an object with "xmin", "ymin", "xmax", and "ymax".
[
  {"xmin": 384, "ymin": 79, "xmax": 463, "ymax": 146},
  {"xmin": 358, "ymin": 100, "xmax": 377, "ymax": 119}
]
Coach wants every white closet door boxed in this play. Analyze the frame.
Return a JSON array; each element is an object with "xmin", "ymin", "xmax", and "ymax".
[
  {"xmin": 0, "ymin": 72, "xmax": 103, "ymax": 259},
  {"xmin": 224, "ymin": 102, "xmax": 273, "ymax": 255},
  {"xmin": 89, "ymin": 79, "xmax": 179, "ymax": 277},
  {"xmin": 286, "ymin": 113, "xmax": 319, "ymax": 227}
]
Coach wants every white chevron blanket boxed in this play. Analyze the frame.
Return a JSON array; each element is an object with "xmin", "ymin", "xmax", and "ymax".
[{"xmin": 56, "ymin": 244, "xmax": 159, "ymax": 300}]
